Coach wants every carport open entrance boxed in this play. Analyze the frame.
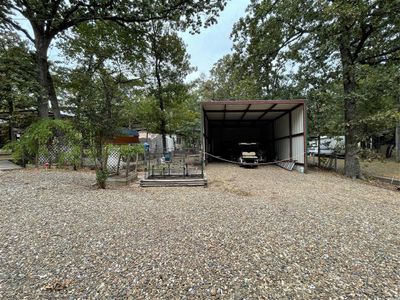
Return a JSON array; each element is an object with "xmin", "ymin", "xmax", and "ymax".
[{"xmin": 202, "ymin": 100, "xmax": 307, "ymax": 171}]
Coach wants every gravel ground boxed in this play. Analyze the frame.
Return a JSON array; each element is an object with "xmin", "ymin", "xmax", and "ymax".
[{"xmin": 0, "ymin": 164, "xmax": 399, "ymax": 299}]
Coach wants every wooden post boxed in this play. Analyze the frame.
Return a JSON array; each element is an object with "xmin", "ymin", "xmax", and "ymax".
[
  {"xmin": 125, "ymin": 156, "xmax": 130, "ymax": 178},
  {"xmin": 116, "ymin": 154, "xmax": 121, "ymax": 175},
  {"xmin": 135, "ymin": 153, "xmax": 139, "ymax": 173},
  {"xmin": 79, "ymin": 142, "xmax": 84, "ymax": 169},
  {"xmin": 35, "ymin": 142, "xmax": 39, "ymax": 167},
  {"xmin": 334, "ymin": 153, "xmax": 338, "ymax": 172}
]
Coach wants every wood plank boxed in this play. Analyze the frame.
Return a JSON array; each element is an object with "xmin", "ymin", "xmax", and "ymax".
[{"xmin": 140, "ymin": 178, "xmax": 208, "ymax": 187}]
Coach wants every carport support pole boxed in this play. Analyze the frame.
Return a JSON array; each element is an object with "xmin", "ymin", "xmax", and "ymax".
[
  {"xmin": 201, "ymin": 152, "xmax": 204, "ymax": 178},
  {"xmin": 289, "ymin": 110, "xmax": 293, "ymax": 161}
]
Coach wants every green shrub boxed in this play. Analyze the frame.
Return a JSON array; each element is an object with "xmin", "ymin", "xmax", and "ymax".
[
  {"xmin": 96, "ymin": 168, "xmax": 109, "ymax": 189},
  {"xmin": 118, "ymin": 144, "xmax": 145, "ymax": 159},
  {"xmin": 5, "ymin": 119, "xmax": 80, "ymax": 166},
  {"xmin": 57, "ymin": 144, "xmax": 81, "ymax": 168}
]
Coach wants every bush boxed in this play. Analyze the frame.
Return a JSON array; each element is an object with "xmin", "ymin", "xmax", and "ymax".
[
  {"xmin": 57, "ymin": 144, "xmax": 81, "ymax": 169},
  {"xmin": 96, "ymin": 168, "xmax": 109, "ymax": 189},
  {"xmin": 5, "ymin": 119, "xmax": 80, "ymax": 166},
  {"xmin": 118, "ymin": 144, "xmax": 145, "ymax": 159}
]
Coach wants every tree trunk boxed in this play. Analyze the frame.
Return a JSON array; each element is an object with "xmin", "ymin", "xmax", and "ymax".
[
  {"xmin": 7, "ymin": 94, "xmax": 14, "ymax": 142},
  {"xmin": 396, "ymin": 82, "xmax": 400, "ymax": 162},
  {"xmin": 396, "ymin": 123, "xmax": 400, "ymax": 162},
  {"xmin": 161, "ymin": 126, "xmax": 167, "ymax": 154},
  {"xmin": 154, "ymin": 57, "xmax": 167, "ymax": 153},
  {"xmin": 47, "ymin": 69, "xmax": 61, "ymax": 118},
  {"xmin": 125, "ymin": 156, "xmax": 130, "ymax": 178},
  {"xmin": 35, "ymin": 37, "xmax": 61, "ymax": 118},
  {"xmin": 340, "ymin": 42, "xmax": 361, "ymax": 178}
]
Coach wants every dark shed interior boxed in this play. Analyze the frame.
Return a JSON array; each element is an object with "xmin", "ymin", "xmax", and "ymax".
[
  {"xmin": 206, "ymin": 121, "xmax": 275, "ymax": 162},
  {"xmin": 202, "ymin": 100, "xmax": 306, "ymax": 165}
]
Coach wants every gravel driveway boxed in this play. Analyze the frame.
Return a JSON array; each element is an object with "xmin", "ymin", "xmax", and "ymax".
[{"xmin": 1, "ymin": 164, "xmax": 399, "ymax": 299}]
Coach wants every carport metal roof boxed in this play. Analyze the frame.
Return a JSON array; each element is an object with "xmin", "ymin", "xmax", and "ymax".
[{"xmin": 202, "ymin": 100, "xmax": 305, "ymax": 122}]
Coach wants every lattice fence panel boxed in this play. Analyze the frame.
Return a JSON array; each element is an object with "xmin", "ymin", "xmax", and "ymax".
[
  {"xmin": 107, "ymin": 148, "xmax": 120, "ymax": 174},
  {"xmin": 38, "ymin": 143, "xmax": 72, "ymax": 165}
]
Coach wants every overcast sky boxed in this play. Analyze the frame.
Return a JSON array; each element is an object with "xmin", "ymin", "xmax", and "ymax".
[{"xmin": 180, "ymin": 0, "xmax": 250, "ymax": 81}]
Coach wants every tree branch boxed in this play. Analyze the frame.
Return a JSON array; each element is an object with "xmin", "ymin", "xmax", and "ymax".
[
  {"xmin": 50, "ymin": 0, "xmax": 191, "ymax": 36},
  {"xmin": 352, "ymin": 23, "xmax": 373, "ymax": 60},
  {"xmin": 45, "ymin": 0, "xmax": 63, "ymax": 35},
  {"xmin": 2, "ymin": 17, "xmax": 35, "ymax": 43},
  {"xmin": 358, "ymin": 46, "xmax": 400, "ymax": 65},
  {"xmin": 359, "ymin": 55, "xmax": 400, "ymax": 66}
]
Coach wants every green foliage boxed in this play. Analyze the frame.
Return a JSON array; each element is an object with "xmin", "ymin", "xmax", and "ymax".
[
  {"xmin": 216, "ymin": 0, "xmax": 400, "ymax": 177},
  {"xmin": 115, "ymin": 144, "xmax": 144, "ymax": 161},
  {"xmin": 192, "ymin": 53, "xmax": 266, "ymax": 102},
  {"xmin": 3, "ymin": 140, "xmax": 27, "ymax": 164},
  {"xmin": 134, "ymin": 21, "xmax": 198, "ymax": 150},
  {"xmin": 57, "ymin": 144, "xmax": 81, "ymax": 168},
  {"xmin": 0, "ymin": 30, "xmax": 38, "ymax": 144},
  {"xmin": 5, "ymin": 119, "xmax": 79, "ymax": 164},
  {"xmin": 1, "ymin": 0, "xmax": 227, "ymax": 118},
  {"xmin": 57, "ymin": 21, "xmax": 143, "ymax": 178},
  {"xmin": 133, "ymin": 95, "xmax": 161, "ymax": 133},
  {"xmin": 0, "ymin": 30, "xmax": 37, "ymax": 110},
  {"xmin": 96, "ymin": 169, "xmax": 109, "ymax": 189},
  {"xmin": 357, "ymin": 110, "xmax": 400, "ymax": 138}
]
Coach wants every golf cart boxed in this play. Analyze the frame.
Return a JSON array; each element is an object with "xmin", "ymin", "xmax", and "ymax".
[{"xmin": 238, "ymin": 142, "xmax": 259, "ymax": 168}]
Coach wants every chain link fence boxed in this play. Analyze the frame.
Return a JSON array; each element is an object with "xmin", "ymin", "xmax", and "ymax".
[
  {"xmin": 36, "ymin": 143, "xmax": 202, "ymax": 179},
  {"xmin": 145, "ymin": 148, "xmax": 204, "ymax": 179}
]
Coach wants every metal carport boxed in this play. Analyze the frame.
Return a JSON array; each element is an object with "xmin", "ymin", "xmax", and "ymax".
[{"xmin": 201, "ymin": 100, "xmax": 307, "ymax": 172}]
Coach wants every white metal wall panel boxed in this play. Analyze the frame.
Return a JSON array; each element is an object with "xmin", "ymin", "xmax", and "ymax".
[
  {"xmin": 292, "ymin": 135, "xmax": 304, "ymax": 163},
  {"xmin": 275, "ymin": 138, "xmax": 290, "ymax": 160},
  {"xmin": 291, "ymin": 106, "xmax": 304, "ymax": 135},
  {"xmin": 274, "ymin": 114, "xmax": 289, "ymax": 138}
]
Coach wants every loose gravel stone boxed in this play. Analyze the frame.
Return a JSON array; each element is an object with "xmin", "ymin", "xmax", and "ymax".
[{"xmin": 0, "ymin": 165, "xmax": 399, "ymax": 299}]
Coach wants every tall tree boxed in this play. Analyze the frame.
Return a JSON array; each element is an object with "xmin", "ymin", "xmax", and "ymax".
[
  {"xmin": 210, "ymin": 54, "xmax": 262, "ymax": 100},
  {"xmin": 58, "ymin": 20, "xmax": 144, "ymax": 136},
  {"xmin": 56, "ymin": 20, "xmax": 144, "ymax": 185},
  {"xmin": 0, "ymin": 0, "xmax": 227, "ymax": 118},
  {"xmin": 0, "ymin": 30, "xmax": 37, "ymax": 142},
  {"xmin": 143, "ymin": 21, "xmax": 192, "ymax": 153},
  {"xmin": 231, "ymin": 0, "xmax": 400, "ymax": 178}
]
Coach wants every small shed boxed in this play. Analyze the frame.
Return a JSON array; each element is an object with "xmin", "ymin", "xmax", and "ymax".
[
  {"xmin": 201, "ymin": 100, "xmax": 307, "ymax": 172},
  {"xmin": 109, "ymin": 128, "xmax": 139, "ymax": 145}
]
